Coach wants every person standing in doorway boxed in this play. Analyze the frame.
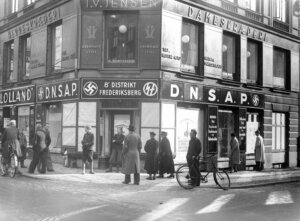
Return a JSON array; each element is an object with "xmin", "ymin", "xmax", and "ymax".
[
  {"xmin": 81, "ymin": 125, "xmax": 95, "ymax": 175},
  {"xmin": 144, "ymin": 132, "xmax": 158, "ymax": 180},
  {"xmin": 186, "ymin": 129, "xmax": 202, "ymax": 186},
  {"xmin": 157, "ymin": 131, "xmax": 175, "ymax": 178},
  {"xmin": 122, "ymin": 125, "xmax": 142, "ymax": 185},
  {"xmin": 254, "ymin": 130, "xmax": 265, "ymax": 171},
  {"xmin": 106, "ymin": 127, "xmax": 125, "ymax": 173},
  {"xmin": 230, "ymin": 133, "xmax": 240, "ymax": 173}
]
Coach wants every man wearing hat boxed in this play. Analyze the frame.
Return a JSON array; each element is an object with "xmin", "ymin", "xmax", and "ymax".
[
  {"xmin": 144, "ymin": 131, "xmax": 158, "ymax": 180},
  {"xmin": 122, "ymin": 125, "xmax": 142, "ymax": 185},
  {"xmin": 186, "ymin": 129, "xmax": 202, "ymax": 186},
  {"xmin": 254, "ymin": 130, "xmax": 265, "ymax": 171},
  {"xmin": 158, "ymin": 131, "xmax": 175, "ymax": 178}
]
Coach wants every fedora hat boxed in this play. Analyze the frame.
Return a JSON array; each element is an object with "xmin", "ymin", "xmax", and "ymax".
[{"xmin": 128, "ymin": 125, "xmax": 135, "ymax": 132}]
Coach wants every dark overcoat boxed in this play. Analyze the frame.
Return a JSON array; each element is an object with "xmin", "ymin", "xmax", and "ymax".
[
  {"xmin": 81, "ymin": 132, "xmax": 94, "ymax": 151},
  {"xmin": 186, "ymin": 137, "xmax": 202, "ymax": 164},
  {"xmin": 1, "ymin": 126, "xmax": 20, "ymax": 158},
  {"xmin": 158, "ymin": 137, "xmax": 175, "ymax": 174},
  {"xmin": 122, "ymin": 132, "xmax": 142, "ymax": 174},
  {"xmin": 230, "ymin": 137, "xmax": 240, "ymax": 165},
  {"xmin": 144, "ymin": 138, "xmax": 158, "ymax": 174}
]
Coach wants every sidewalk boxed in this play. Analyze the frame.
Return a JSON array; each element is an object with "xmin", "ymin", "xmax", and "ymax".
[{"xmin": 19, "ymin": 159, "xmax": 300, "ymax": 189}]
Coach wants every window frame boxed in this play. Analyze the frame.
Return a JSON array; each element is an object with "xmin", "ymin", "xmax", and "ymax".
[
  {"xmin": 273, "ymin": 46, "xmax": 290, "ymax": 90},
  {"xmin": 3, "ymin": 40, "xmax": 15, "ymax": 83},
  {"xmin": 47, "ymin": 21, "xmax": 63, "ymax": 74},
  {"xmin": 247, "ymin": 39, "xmax": 262, "ymax": 85},
  {"xmin": 222, "ymin": 31, "xmax": 240, "ymax": 82},
  {"xmin": 180, "ymin": 19, "xmax": 204, "ymax": 76},
  {"xmin": 104, "ymin": 12, "xmax": 139, "ymax": 68},
  {"xmin": 245, "ymin": 0, "xmax": 260, "ymax": 12},
  {"xmin": 272, "ymin": 112, "xmax": 286, "ymax": 151},
  {"xmin": 274, "ymin": 0, "xmax": 288, "ymax": 23},
  {"xmin": 19, "ymin": 34, "xmax": 31, "ymax": 80}
]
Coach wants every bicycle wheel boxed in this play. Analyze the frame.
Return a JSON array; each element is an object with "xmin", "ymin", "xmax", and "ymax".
[
  {"xmin": 8, "ymin": 155, "xmax": 17, "ymax": 178},
  {"xmin": 213, "ymin": 169, "xmax": 230, "ymax": 190},
  {"xmin": 176, "ymin": 165, "xmax": 195, "ymax": 189}
]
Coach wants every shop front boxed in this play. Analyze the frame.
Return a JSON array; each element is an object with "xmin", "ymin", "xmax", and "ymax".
[
  {"xmin": 161, "ymin": 80, "xmax": 265, "ymax": 169},
  {"xmin": 0, "ymin": 85, "xmax": 36, "ymax": 146}
]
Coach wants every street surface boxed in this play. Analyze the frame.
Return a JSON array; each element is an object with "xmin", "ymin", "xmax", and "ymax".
[{"xmin": 0, "ymin": 175, "xmax": 299, "ymax": 221}]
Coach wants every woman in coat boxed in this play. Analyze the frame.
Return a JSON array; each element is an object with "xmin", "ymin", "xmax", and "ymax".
[
  {"xmin": 158, "ymin": 131, "xmax": 175, "ymax": 178},
  {"xmin": 144, "ymin": 132, "xmax": 158, "ymax": 180},
  {"xmin": 230, "ymin": 133, "xmax": 240, "ymax": 173},
  {"xmin": 122, "ymin": 125, "xmax": 142, "ymax": 185}
]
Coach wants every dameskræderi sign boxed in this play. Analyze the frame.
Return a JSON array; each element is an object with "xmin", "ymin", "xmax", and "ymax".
[
  {"xmin": 37, "ymin": 80, "xmax": 79, "ymax": 102},
  {"xmin": 81, "ymin": 78, "xmax": 159, "ymax": 99},
  {"xmin": 0, "ymin": 85, "xmax": 35, "ymax": 105}
]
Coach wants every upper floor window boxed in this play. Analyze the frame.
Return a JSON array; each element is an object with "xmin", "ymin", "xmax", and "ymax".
[
  {"xmin": 247, "ymin": 39, "xmax": 262, "ymax": 85},
  {"xmin": 222, "ymin": 32, "xmax": 240, "ymax": 81},
  {"xmin": 274, "ymin": 0, "xmax": 287, "ymax": 22},
  {"xmin": 10, "ymin": 0, "xmax": 19, "ymax": 13},
  {"xmin": 105, "ymin": 13, "xmax": 138, "ymax": 67},
  {"xmin": 27, "ymin": 0, "xmax": 36, "ymax": 5},
  {"xmin": 20, "ymin": 35, "xmax": 31, "ymax": 79},
  {"xmin": 273, "ymin": 47, "xmax": 290, "ymax": 89},
  {"xmin": 181, "ymin": 21, "xmax": 203, "ymax": 74},
  {"xmin": 48, "ymin": 22, "xmax": 62, "ymax": 73},
  {"xmin": 4, "ymin": 41, "xmax": 14, "ymax": 82},
  {"xmin": 245, "ymin": 0, "xmax": 259, "ymax": 12}
]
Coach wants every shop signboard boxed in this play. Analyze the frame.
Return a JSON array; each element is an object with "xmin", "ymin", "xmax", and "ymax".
[
  {"xmin": 204, "ymin": 87, "xmax": 264, "ymax": 108},
  {"xmin": 37, "ymin": 80, "xmax": 79, "ymax": 102},
  {"xmin": 0, "ymin": 85, "xmax": 35, "ymax": 105},
  {"xmin": 81, "ymin": 79, "xmax": 159, "ymax": 99},
  {"xmin": 207, "ymin": 106, "xmax": 218, "ymax": 153}
]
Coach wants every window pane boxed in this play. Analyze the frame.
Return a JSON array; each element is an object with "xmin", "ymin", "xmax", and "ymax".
[
  {"xmin": 161, "ymin": 103, "xmax": 175, "ymax": 128},
  {"xmin": 247, "ymin": 41, "xmax": 259, "ymax": 82},
  {"xmin": 276, "ymin": 125, "xmax": 280, "ymax": 149},
  {"xmin": 273, "ymin": 48, "xmax": 286, "ymax": 88},
  {"xmin": 105, "ymin": 13, "xmax": 137, "ymax": 66},
  {"xmin": 25, "ymin": 37, "xmax": 31, "ymax": 76},
  {"xmin": 8, "ymin": 42, "xmax": 14, "ymax": 81},
  {"xmin": 181, "ymin": 22, "xmax": 199, "ymax": 73},
  {"xmin": 78, "ymin": 102, "xmax": 96, "ymax": 126},
  {"xmin": 246, "ymin": 0, "xmax": 257, "ymax": 11},
  {"xmin": 63, "ymin": 103, "xmax": 76, "ymax": 126},
  {"xmin": 281, "ymin": 125, "xmax": 285, "ymax": 150},
  {"xmin": 63, "ymin": 128, "xmax": 76, "ymax": 146},
  {"xmin": 54, "ymin": 25, "xmax": 62, "ymax": 70},
  {"xmin": 141, "ymin": 102, "xmax": 160, "ymax": 127},
  {"xmin": 272, "ymin": 125, "xmax": 275, "ymax": 150},
  {"xmin": 48, "ymin": 104, "xmax": 62, "ymax": 149},
  {"xmin": 223, "ymin": 34, "xmax": 236, "ymax": 79},
  {"xmin": 218, "ymin": 110, "xmax": 235, "ymax": 158}
]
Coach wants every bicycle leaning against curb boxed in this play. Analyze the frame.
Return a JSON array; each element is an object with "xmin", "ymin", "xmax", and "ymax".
[{"xmin": 176, "ymin": 153, "xmax": 231, "ymax": 190}]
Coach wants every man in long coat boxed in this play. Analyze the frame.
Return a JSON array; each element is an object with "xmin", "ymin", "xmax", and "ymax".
[
  {"xmin": 1, "ymin": 120, "xmax": 21, "ymax": 176},
  {"xmin": 122, "ymin": 125, "xmax": 142, "ymax": 185},
  {"xmin": 144, "ymin": 132, "xmax": 158, "ymax": 180},
  {"xmin": 254, "ymin": 130, "xmax": 265, "ymax": 171},
  {"xmin": 186, "ymin": 129, "xmax": 202, "ymax": 186},
  {"xmin": 158, "ymin": 131, "xmax": 175, "ymax": 178},
  {"xmin": 29, "ymin": 123, "xmax": 47, "ymax": 174},
  {"xmin": 230, "ymin": 133, "xmax": 240, "ymax": 173}
]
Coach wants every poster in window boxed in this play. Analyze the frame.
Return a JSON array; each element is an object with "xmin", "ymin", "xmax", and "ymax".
[
  {"xmin": 239, "ymin": 108, "xmax": 247, "ymax": 152},
  {"xmin": 207, "ymin": 106, "xmax": 218, "ymax": 153}
]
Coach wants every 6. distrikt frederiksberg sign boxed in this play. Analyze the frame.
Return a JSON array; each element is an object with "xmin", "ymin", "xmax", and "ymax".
[{"xmin": 81, "ymin": 79, "xmax": 159, "ymax": 99}]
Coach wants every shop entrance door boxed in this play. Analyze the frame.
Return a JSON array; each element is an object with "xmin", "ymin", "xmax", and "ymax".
[{"xmin": 111, "ymin": 112, "xmax": 132, "ymax": 137}]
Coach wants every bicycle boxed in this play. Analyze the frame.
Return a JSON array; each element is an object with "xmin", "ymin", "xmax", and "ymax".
[
  {"xmin": 176, "ymin": 154, "xmax": 230, "ymax": 190},
  {"xmin": 0, "ymin": 150, "xmax": 18, "ymax": 178}
]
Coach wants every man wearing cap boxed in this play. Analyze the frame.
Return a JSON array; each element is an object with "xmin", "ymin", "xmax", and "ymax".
[
  {"xmin": 81, "ymin": 125, "xmax": 95, "ymax": 174},
  {"xmin": 158, "ymin": 131, "xmax": 175, "ymax": 178},
  {"xmin": 186, "ymin": 129, "xmax": 202, "ymax": 186},
  {"xmin": 254, "ymin": 130, "xmax": 265, "ymax": 171},
  {"xmin": 122, "ymin": 125, "xmax": 142, "ymax": 185},
  {"xmin": 144, "ymin": 131, "xmax": 158, "ymax": 180}
]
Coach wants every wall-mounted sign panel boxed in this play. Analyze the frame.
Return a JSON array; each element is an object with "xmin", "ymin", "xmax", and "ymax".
[{"xmin": 0, "ymin": 85, "xmax": 35, "ymax": 105}]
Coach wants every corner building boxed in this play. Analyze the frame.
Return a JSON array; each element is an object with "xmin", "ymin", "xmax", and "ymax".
[{"xmin": 0, "ymin": 0, "xmax": 299, "ymax": 169}]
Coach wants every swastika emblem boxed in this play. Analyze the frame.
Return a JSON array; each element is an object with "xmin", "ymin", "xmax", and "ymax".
[
  {"xmin": 252, "ymin": 94, "xmax": 260, "ymax": 106},
  {"xmin": 83, "ymin": 81, "xmax": 98, "ymax": 96}
]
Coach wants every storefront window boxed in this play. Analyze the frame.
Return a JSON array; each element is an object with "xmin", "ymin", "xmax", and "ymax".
[
  {"xmin": 62, "ymin": 103, "xmax": 77, "ymax": 147},
  {"xmin": 161, "ymin": 103, "xmax": 176, "ymax": 153},
  {"xmin": 77, "ymin": 102, "xmax": 96, "ymax": 152},
  {"xmin": 48, "ymin": 103, "xmax": 62, "ymax": 149},
  {"xmin": 272, "ymin": 112, "xmax": 286, "ymax": 150},
  {"xmin": 181, "ymin": 21, "xmax": 199, "ymax": 73},
  {"xmin": 218, "ymin": 109, "xmax": 235, "ymax": 158},
  {"xmin": 273, "ymin": 47, "xmax": 289, "ymax": 89},
  {"xmin": 105, "ymin": 13, "xmax": 138, "ymax": 67}
]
